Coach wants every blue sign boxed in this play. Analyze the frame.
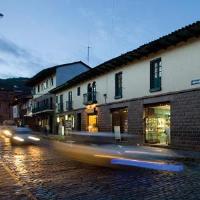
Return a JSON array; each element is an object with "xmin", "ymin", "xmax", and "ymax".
[{"xmin": 191, "ymin": 79, "xmax": 200, "ymax": 85}]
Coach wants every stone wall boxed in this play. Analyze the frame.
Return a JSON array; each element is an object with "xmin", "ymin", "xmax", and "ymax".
[
  {"xmin": 171, "ymin": 89, "xmax": 200, "ymax": 150},
  {"xmin": 96, "ymin": 106, "xmax": 112, "ymax": 132},
  {"xmin": 73, "ymin": 89, "xmax": 200, "ymax": 150}
]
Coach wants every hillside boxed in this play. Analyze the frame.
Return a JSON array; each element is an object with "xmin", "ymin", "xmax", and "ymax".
[{"xmin": 0, "ymin": 77, "xmax": 31, "ymax": 92}]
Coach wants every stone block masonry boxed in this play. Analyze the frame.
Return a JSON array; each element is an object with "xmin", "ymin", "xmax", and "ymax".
[
  {"xmin": 171, "ymin": 89, "xmax": 200, "ymax": 150},
  {"xmin": 71, "ymin": 88, "xmax": 200, "ymax": 150}
]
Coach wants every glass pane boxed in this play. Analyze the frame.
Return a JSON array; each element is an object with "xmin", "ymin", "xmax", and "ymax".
[
  {"xmin": 154, "ymin": 66, "xmax": 158, "ymax": 78},
  {"xmin": 145, "ymin": 104, "xmax": 170, "ymax": 145}
]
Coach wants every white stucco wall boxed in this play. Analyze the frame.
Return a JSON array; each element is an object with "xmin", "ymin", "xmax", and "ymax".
[
  {"xmin": 33, "ymin": 75, "xmax": 56, "ymax": 99},
  {"xmin": 32, "ymin": 63, "xmax": 90, "ymax": 100},
  {"xmin": 56, "ymin": 38, "xmax": 200, "ymax": 110}
]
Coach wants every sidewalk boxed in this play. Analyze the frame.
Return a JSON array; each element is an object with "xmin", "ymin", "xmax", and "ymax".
[
  {"xmin": 35, "ymin": 132, "xmax": 200, "ymax": 163},
  {"xmin": 99, "ymin": 144, "xmax": 200, "ymax": 163}
]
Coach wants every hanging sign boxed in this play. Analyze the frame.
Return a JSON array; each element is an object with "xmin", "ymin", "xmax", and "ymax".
[{"xmin": 65, "ymin": 120, "xmax": 72, "ymax": 129}]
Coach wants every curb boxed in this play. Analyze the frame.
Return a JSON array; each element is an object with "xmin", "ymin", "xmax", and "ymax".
[{"xmin": 37, "ymin": 135, "xmax": 200, "ymax": 164}]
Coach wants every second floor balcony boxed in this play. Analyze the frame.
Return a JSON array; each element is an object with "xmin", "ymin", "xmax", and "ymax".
[
  {"xmin": 56, "ymin": 101, "xmax": 73, "ymax": 113},
  {"xmin": 83, "ymin": 92, "xmax": 98, "ymax": 105},
  {"xmin": 32, "ymin": 103, "xmax": 54, "ymax": 113}
]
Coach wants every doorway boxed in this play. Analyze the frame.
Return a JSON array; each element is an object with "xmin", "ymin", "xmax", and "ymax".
[
  {"xmin": 111, "ymin": 108, "xmax": 128, "ymax": 133},
  {"xmin": 145, "ymin": 103, "xmax": 170, "ymax": 145},
  {"xmin": 77, "ymin": 113, "xmax": 81, "ymax": 131},
  {"xmin": 88, "ymin": 114, "xmax": 98, "ymax": 132}
]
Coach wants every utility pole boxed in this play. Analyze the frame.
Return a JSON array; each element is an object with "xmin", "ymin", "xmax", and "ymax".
[{"xmin": 87, "ymin": 46, "xmax": 91, "ymax": 65}]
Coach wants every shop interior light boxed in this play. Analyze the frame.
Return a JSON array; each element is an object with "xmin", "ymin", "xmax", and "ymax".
[{"xmin": 86, "ymin": 104, "xmax": 96, "ymax": 110}]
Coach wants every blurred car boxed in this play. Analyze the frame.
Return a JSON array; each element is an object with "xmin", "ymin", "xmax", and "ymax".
[
  {"xmin": 1, "ymin": 125, "xmax": 16, "ymax": 137},
  {"xmin": 3, "ymin": 126, "xmax": 40, "ymax": 145}
]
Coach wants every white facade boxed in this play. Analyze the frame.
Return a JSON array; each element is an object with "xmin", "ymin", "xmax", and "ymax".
[
  {"xmin": 29, "ymin": 61, "xmax": 90, "ymax": 133},
  {"xmin": 32, "ymin": 62, "xmax": 90, "ymax": 100},
  {"xmin": 56, "ymin": 38, "xmax": 200, "ymax": 110},
  {"xmin": 13, "ymin": 105, "xmax": 19, "ymax": 119},
  {"xmin": 22, "ymin": 99, "xmax": 33, "ymax": 117},
  {"xmin": 33, "ymin": 75, "xmax": 56, "ymax": 99}
]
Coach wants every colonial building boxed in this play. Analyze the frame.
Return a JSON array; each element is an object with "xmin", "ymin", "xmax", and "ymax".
[
  {"xmin": 12, "ymin": 94, "xmax": 34, "ymax": 127},
  {"xmin": 27, "ymin": 61, "xmax": 90, "ymax": 133},
  {"xmin": 51, "ymin": 21, "xmax": 200, "ymax": 150},
  {"xmin": 0, "ymin": 90, "xmax": 15, "ymax": 124},
  {"xmin": 0, "ymin": 78, "xmax": 31, "ymax": 125}
]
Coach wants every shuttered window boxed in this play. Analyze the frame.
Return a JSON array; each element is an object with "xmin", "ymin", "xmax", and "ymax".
[
  {"xmin": 150, "ymin": 58, "xmax": 162, "ymax": 92},
  {"xmin": 77, "ymin": 87, "xmax": 80, "ymax": 96},
  {"xmin": 68, "ymin": 91, "xmax": 72, "ymax": 102},
  {"xmin": 115, "ymin": 72, "xmax": 122, "ymax": 99}
]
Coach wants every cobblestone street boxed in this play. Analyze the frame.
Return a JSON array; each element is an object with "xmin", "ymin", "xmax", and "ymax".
[{"xmin": 0, "ymin": 136, "xmax": 200, "ymax": 200}]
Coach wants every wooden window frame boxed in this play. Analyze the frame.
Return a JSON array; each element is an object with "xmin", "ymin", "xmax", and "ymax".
[
  {"xmin": 77, "ymin": 87, "xmax": 81, "ymax": 96},
  {"xmin": 115, "ymin": 72, "xmax": 123, "ymax": 99},
  {"xmin": 150, "ymin": 58, "xmax": 162, "ymax": 92}
]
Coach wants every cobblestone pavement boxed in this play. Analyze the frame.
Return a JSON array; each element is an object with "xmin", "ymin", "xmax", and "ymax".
[{"xmin": 0, "ymin": 136, "xmax": 200, "ymax": 200}]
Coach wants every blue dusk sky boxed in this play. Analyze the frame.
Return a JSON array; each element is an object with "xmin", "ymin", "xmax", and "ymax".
[{"xmin": 0, "ymin": 0, "xmax": 200, "ymax": 78}]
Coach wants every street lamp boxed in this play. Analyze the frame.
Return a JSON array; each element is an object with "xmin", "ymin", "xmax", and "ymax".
[{"xmin": 0, "ymin": 13, "xmax": 4, "ymax": 18}]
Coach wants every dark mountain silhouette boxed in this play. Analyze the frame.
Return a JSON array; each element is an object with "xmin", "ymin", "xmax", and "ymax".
[{"xmin": 0, "ymin": 77, "xmax": 31, "ymax": 93}]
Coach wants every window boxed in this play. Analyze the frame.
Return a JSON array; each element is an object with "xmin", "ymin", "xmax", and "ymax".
[
  {"xmin": 50, "ymin": 77, "xmax": 54, "ymax": 86},
  {"xmin": 77, "ymin": 87, "xmax": 80, "ymax": 96},
  {"xmin": 59, "ymin": 94, "xmax": 63, "ymax": 112},
  {"xmin": 37, "ymin": 85, "xmax": 40, "ymax": 93},
  {"xmin": 92, "ymin": 82, "xmax": 97, "ymax": 102},
  {"xmin": 41, "ymin": 83, "xmax": 44, "ymax": 91},
  {"xmin": 87, "ymin": 83, "xmax": 92, "ymax": 101},
  {"xmin": 115, "ymin": 72, "xmax": 122, "ymax": 99},
  {"xmin": 60, "ymin": 94, "xmax": 63, "ymax": 104},
  {"xmin": 32, "ymin": 87, "xmax": 36, "ymax": 95},
  {"xmin": 150, "ymin": 58, "xmax": 162, "ymax": 92},
  {"xmin": 67, "ymin": 91, "xmax": 73, "ymax": 111},
  {"xmin": 46, "ymin": 80, "xmax": 48, "ymax": 88},
  {"xmin": 92, "ymin": 82, "xmax": 96, "ymax": 93},
  {"xmin": 68, "ymin": 91, "xmax": 72, "ymax": 102}
]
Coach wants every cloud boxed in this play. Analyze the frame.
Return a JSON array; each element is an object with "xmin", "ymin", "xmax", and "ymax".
[
  {"xmin": 0, "ymin": 35, "xmax": 51, "ymax": 78},
  {"xmin": 0, "ymin": 36, "xmax": 30, "ymax": 58},
  {"xmin": 0, "ymin": 57, "xmax": 7, "ymax": 65}
]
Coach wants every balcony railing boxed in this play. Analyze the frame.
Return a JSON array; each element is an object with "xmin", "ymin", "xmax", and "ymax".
[
  {"xmin": 32, "ymin": 103, "xmax": 53, "ymax": 113},
  {"xmin": 57, "ymin": 103, "xmax": 64, "ymax": 113},
  {"xmin": 83, "ymin": 92, "xmax": 98, "ymax": 105},
  {"xmin": 66, "ymin": 101, "xmax": 73, "ymax": 111}
]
